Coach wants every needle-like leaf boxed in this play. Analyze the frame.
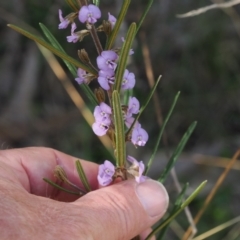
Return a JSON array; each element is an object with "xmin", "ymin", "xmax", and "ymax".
[
  {"xmin": 75, "ymin": 159, "xmax": 92, "ymax": 192},
  {"xmin": 112, "ymin": 90, "xmax": 126, "ymax": 167}
]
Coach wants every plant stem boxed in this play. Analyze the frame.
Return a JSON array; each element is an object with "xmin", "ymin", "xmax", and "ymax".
[{"xmin": 87, "ymin": 23, "xmax": 103, "ymax": 55}]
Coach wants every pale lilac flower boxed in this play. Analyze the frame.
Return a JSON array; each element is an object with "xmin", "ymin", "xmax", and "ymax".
[
  {"xmin": 98, "ymin": 160, "xmax": 115, "ymax": 186},
  {"xmin": 79, "ymin": 4, "xmax": 101, "ymax": 24},
  {"xmin": 92, "ymin": 118, "xmax": 111, "ymax": 136},
  {"xmin": 75, "ymin": 68, "xmax": 87, "ymax": 84},
  {"xmin": 108, "ymin": 12, "xmax": 117, "ymax": 29},
  {"xmin": 93, "ymin": 102, "xmax": 112, "ymax": 122},
  {"xmin": 97, "ymin": 50, "xmax": 118, "ymax": 71},
  {"xmin": 97, "ymin": 69, "xmax": 115, "ymax": 90},
  {"xmin": 67, "ymin": 23, "xmax": 79, "ymax": 43},
  {"xmin": 122, "ymin": 69, "xmax": 135, "ymax": 90},
  {"xmin": 58, "ymin": 9, "xmax": 71, "ymax": 29},
  {"xmin": 124, "ymin": 97, "xmax": 140, "ymax": 127},
  {"xmin": 131, "ymin": 124, "xmax": 148, "ymax": 146},
  {"xmin": 127, "ymin": 156, "xmax": 146, "ymax": 183},
  {"xmin": 126, "ymin": 97, "xmax": 140, "ymax": 118},
  {"xmin": 125, "ymin": 116, "xmax": 135, "ymax": 128}
]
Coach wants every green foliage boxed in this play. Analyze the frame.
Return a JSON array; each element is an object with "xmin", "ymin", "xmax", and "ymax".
[
  {"xmin": 76, "ymin": 160, "xmax": 92, "ymax": 192},
  {"xmin": 112, "ymin": 90, "xmax": 126, "ymax": 167},
  {"xmin": 114, "ymin": 23, "xmax": 136, "ymax": 92},
  {"xmin": 158, "ymin": 121, "xmax": 197, "ymax": 183}
]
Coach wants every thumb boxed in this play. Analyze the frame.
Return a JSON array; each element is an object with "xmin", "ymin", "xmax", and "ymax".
[{"xmin": 72, "ymin": 179, "xmax": 169, "ymax": 240}]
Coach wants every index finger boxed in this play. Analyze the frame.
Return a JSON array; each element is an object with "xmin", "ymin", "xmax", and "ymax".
[{"xmin": 0, "ymin": 147, "xmax": 99, "ymax": 200}]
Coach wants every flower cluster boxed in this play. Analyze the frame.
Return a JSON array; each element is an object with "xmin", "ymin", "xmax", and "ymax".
[
  {"xmin": 98, "ymin": 156, "xmax": 147, "ymax": 186},
  {"xmin": 92, "ymin": 102, "xmax": 112, "ymax": 136},
  {"xmin": 58, "ymin": 2, "xmax": 148, "ymax": 186}
]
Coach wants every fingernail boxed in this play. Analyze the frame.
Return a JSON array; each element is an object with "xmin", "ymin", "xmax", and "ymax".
[{"xmin": 136, "ymin": 179, "xmax": 169, "ymax": 218}]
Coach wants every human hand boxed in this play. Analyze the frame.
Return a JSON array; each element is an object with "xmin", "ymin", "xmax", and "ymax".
[{"xmin": 0, "ymin": 147, "xmax": 168, "ymax": 240}]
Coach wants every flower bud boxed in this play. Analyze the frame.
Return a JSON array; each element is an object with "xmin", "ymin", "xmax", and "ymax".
[
  {"xmin": 78, "ymin": 49, "xmax": 90, "ymax": 64},
  {"xmin": 54, "ymin": 165, "xmax": 69, "ymax": 183},
  {"xmin": 102, "ymin": 20, "xmax": 112, "ymax": 36},
  {"xmin": 94, "ymin": 87, "xmax": 105, "ymax": 103}
]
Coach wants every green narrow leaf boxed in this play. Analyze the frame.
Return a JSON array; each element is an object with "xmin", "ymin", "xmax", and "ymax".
[
  {"xmin": 157, "ymin": 183, "xmax": 189, "ymax": 240},
  {"xmin": 43, "ymin": 178, "xmax": 81, "ymax": 195},
  {"xmin": 123, "ymin": 89, "xmax": 133, "ymax": 105},
  {"xmin": 126, "ymin": 76, "xmax": 161, "ymax": 137},
  {"xmin": 158, "ymin": 121, "xmax": 197, "ymax": 183},
  {"xmin": 146, "ymin": 181, "xmax": 207, "ymax": 240},
  {"xmin": 106, "ymin": 0, "xmax": 131, "ymax": 50},
  {"xmin": 112, "ymin": 90, "xmax": 126, "ymax": 167},
  {"xmin": 75, "ymin": 159, "xmax": 92, "ymax": 192},
  {"xmin": 114, "ymin": 23, "xmax": 136, "ymax": 93},
  {"xmin": 7, "ymin": 24, "xmax": 97, "ymax": 75},
  {"xmin": 136, "ymin": 0, "xmax": 154, "ymax": 34},
  {"xmin": 145, "ymin": 91, "xmax": 180, "ymax": 174},
  {"xmin": 39, "ymin": 23, "xmax": 97, "ymax": 106}
]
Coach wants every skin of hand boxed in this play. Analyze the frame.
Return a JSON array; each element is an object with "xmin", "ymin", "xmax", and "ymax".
[{"xmin": 0, "ymin": 147, "xmax": 169, "ymax": 240}]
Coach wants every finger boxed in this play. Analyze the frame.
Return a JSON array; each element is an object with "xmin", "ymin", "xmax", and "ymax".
[
  {"xmin": 140, "ymin": 228, "xmax": 155, "ymax": 240},
  {"xmin": 0, "ymin": 147, "xmax": 99, "ymax": 199},
  {"xmin": 67, "ymin": 179, "xmax": 169, "ymax": 240}
]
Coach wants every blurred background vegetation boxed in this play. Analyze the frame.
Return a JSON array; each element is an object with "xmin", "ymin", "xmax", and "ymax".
[{"xmin": 0, "ymin": 0, "xmax": 240, "ymax": 239}]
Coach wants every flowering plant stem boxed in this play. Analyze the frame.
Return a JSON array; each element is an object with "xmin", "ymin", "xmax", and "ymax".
[
  {"xmin": 87, "ymin": 23, "xmax": 103, "ymax": 54},
  {"xmin": 8, "ymin": 1, "xmax": 207, "ymax": 238}
]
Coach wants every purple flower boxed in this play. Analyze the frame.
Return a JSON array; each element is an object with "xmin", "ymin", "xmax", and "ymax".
[
  {"xmin": 97, "ymin": 50, "xmax": 118, "ymax": 71},
  {"xmin": 125, "ymin": 116, "xmax": 135, "ymax": 128},
  {"xmin": 108, "ymin": 12, "xmax": 117, "ymax": 29},
  {"xmin": 98, "ymin": 160, "xmax": 115, "ymax": 186},
  {"xmin": 124, "ymin": 97, "xmax": 140, "ymax": 127},
  {"xmin": 131, "ymin": 124, "xmax": 148, "ymax": 146},
  {"xmin": 79, "ymin": 4, "xmax": 101, "ymax": 24},
  {"xmin": 127, "ymin": 97, "xmax": 140, "ymax": 117},
  {"xmin": 93, "ymin": 102, "xmax": 112, "ymax": 122},
  {"xmin": 122, "ymin": 69, "xmax": 135, "ymax": 90},
  {"xmin": 92, "ymin": 118, "xmax": 111, "ymax": 136},
  {"xmin": 75, "ymin": 68, "xmax": 87, "ymax": 84},
  {"xmin": 58, "ymin": 9, "xmax": 71, "ymax": 29},
  {"xmin": 67, "ymin": 23, "xmax": 79, "ymax": 43},
  {"xmin": 127, "ymin": 156, "xmax": 146, "ymax": 183},
  {"xmin": 97, "ymin": 70, "xmax": 115, "ymax": 90}
]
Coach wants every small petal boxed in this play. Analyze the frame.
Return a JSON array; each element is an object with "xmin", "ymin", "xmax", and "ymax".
[
  {"xmin": 75, "ymin": 68, "xmax": 87, "ymax": 84},
  {"xmin": 58, "ymin": 9, "xmax": 70, "ymax": 29},
  {"xmin": 131, "ymin": 126, "xmax": 148, "ymax": 146},
  {"xmin": 79, "ymin": 4, "xmax": 101, "ymax": 24},
  {"xmin": 97, "ymin": 50, "xmax": 118, "ymax": 71},
  {"xmin": 125, "ymin": 117, "xmax": 135, "ymax": 128},
  {"xmin": 98, "ymin": 160, "xmax": 115, "ymax": 186},
  {"xmin": 97, "ymin": 69, "xmax": 115, "ymax": 90},
  {"xmin": 122, "ymin": 69, "xmax": 135, "ymax": 90},
  {"xmin": 93, "ymin": 102, "xmax": 112, "ymax": 122},
  {"xmin": 108, "ymin": 12, "xmax": 117, "ymax": 28},
  {"xmin": 127, "ymin": 97, "xmax": 140, "ymax": 117},
  {"xmin": 92, "ymin": 118, "xmax": 111, "ymax": 136},
  {"xmin": 127, "ymin": 156, "xmax": 146, "ymax": 183},
  {"xmin": 98, "ymin": 77, "xmax": 110, "ymax": 90},
  {"xmin": 66, "ymin": 23, "xmax": 79, "ymax": 43}
]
